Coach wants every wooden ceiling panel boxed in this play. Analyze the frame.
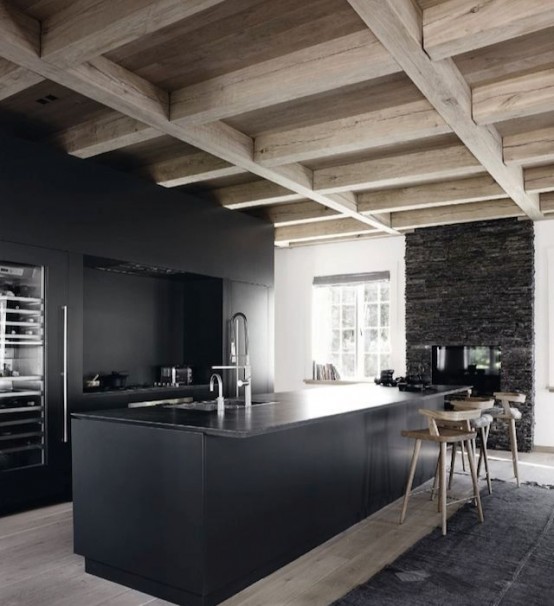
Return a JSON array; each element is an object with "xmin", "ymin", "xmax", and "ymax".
[
  {"xmin": 225, "ymin": 74, "xmax": 417, "ymax": 137},
  {"xmin": 456, "ymin": 27, "xmax": 554, "ymax": 87},
  {"xmin": 94, "ymin": 135, "xmax": 197, "ymax": 171},
  {"xmin": 9, "ymin": 0, "xmax": 71, "ymax": 20},
  {"xmin": 494, "ymin": 111, "xmax": 554, "ymax": 138},
  {"xmin": 0, "ymin": 79, "xmax": 107, "ymax": 136},
  {"xmin": 423, "ymin": 0, "xmax": 554, "ymax": 62},
  {"xmin": 181, "ymin": 172, "xmax": 261, "ymax": 194},
  {"xmin": 106, "ymin": 0, "xmax": 366, "ymax": 90},
  {"xmin": 303, "ymin": 134, "xmax": 460, "ymax": 170}
]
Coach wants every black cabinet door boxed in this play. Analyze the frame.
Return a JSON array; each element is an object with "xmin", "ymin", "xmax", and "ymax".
[
  {"xmin": 223, "ymin": 280, "xmax": 272, "ymax": 395},
  {"xmin": 0, "ymin": 240, "xmax": 69, "ymax": 514}
]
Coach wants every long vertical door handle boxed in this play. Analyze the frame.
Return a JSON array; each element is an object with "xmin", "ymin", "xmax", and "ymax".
[{"xmin": 62, "ymin": 305, "xmax": 68, "ymax": 443}]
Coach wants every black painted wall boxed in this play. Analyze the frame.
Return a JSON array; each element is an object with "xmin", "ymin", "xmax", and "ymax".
[
  {"xmin": 83, "ymin": 268, "xmax": 186, "ymax": 385},
  {"xmin": 405, "ymin": 218, "xmax": 534, "ymax": 451}
]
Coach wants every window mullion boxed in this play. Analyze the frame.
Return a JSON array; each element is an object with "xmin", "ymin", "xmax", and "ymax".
[
  {"xmin": 356, "ymin": 284, "xmax": 364, "ymax": 378},
  {"xmin": 377, "ymin": 284, "xmax": 382, "ymax": 374}
]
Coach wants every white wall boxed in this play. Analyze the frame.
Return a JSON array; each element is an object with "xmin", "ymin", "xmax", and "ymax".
[
  {"xmin": 274, "ymin": 235, "xmax": 406, "ymax": 392},
  {"xmin": 534, "ymin": 221, "xmax": 554, "ymax": 448}
]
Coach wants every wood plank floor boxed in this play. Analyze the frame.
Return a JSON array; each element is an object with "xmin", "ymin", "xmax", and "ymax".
[{"xmin": 0, "ymin": 450, "xmax": 551, "ymax": 606}]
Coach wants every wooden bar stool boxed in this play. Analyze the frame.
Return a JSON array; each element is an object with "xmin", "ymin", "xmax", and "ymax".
[
  {"xmin": 449, "ymin": 397, "xmax": 495, "ymax": 494},
  {"xmin": 492, "ymin": 392, "xmax": 525, "ymax": 487},
  {"xmin": 400, "ymin": 409, "xmax": 484, "ymax": 536}
]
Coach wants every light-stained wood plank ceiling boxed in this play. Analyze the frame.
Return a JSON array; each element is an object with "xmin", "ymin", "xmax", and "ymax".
[{"xmin": 1, "ymin": 0, "xmax": 554, "ymax": 246}]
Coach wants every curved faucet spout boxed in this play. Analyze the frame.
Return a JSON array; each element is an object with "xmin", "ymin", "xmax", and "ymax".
[
  {"xmin": 210, "ymin": 373, "xmax": 225, "ymax": 414},
  {"xmin": 231, "ymin": 312, "xmax": 249, "ymax": 365}
]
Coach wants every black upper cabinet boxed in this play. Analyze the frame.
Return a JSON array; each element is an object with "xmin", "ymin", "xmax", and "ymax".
[
  {"xmin": 0, "ymin": 240, "xmax": 70, "ymax": 513},
  {"xmin": 0, "ymin": 132, "xmax": 274, "ymax": 289}
]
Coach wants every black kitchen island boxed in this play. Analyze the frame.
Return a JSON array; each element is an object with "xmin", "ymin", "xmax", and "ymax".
[{"xmin": 71, "ymin": 384, "xmax": 466, "ymax": 606}]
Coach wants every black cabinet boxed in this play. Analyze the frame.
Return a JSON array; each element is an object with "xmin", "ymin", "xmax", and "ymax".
[
  {"xmin": 0, "ymin": 240, "xmax": 70, "ymax": 513},
  {"xmin": 183, "ymin": 278, "xmax": 273, "ymax": 396},
  {"xmin": 223, "ymin": 280, "xmax": 272, "ymax": 395}
]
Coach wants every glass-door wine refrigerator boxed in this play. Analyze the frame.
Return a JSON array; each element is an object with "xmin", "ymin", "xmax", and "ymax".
[
  {"xmin": 0, "ymin": 242, "xmax": 69, "ymax": 514},
  {"xmin": 0, "ymin": 262, "xmax": 46, "ymax": 470}
]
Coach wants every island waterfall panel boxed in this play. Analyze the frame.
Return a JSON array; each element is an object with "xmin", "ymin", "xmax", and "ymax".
[{"xmin": 405, "ymin": 218, "xmax": 534, "ymax": 451}]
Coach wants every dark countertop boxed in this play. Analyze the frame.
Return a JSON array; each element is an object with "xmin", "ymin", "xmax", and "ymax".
[{"xmin": 72, "ymin": 384, "xmax": 468, "ymax": 438}]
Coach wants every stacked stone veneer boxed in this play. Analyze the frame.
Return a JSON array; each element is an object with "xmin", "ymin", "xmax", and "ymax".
[{"xmin": 405, "ymin": 218, "xmax": 534, "ymax": 451}]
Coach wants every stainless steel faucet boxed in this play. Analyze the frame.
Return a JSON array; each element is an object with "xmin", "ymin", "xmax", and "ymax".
[
  {"xmin": 212, "ymin": 311, "xmax": 252, "ymax": 408},
  {"xmin": 210, "ymin": 373, "xmax": 224, "ymax": 414}
]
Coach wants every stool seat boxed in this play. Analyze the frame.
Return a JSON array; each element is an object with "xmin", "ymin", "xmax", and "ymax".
[
  {"xmin": 400, "ymin": 408, "xmax": 484, "ymax": 535},
  {"xmin": 488, "ymin": 406, "xmax": 522, "ymax": 420},
  {"xmin": 449, "ymin": 397, "xmax": 495, "ymax": 494},
  {"xmin": 470, "ymin": 413, "xmax": 493, "ymax": 429}
]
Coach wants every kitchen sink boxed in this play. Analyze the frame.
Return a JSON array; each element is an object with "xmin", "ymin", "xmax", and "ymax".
[{"xmin": 162, "ymin": 398, "xmax": 279, "ymax": 411}]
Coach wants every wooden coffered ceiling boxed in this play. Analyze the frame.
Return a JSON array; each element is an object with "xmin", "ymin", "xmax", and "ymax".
[{"xmin": 1, "ymin": 0, "xmax": 554, "ymax": 246}]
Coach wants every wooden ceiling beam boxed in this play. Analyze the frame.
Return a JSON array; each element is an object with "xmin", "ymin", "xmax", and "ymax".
[
  {"xmin": 0, "ymin": 2, "xmax": 397, "ymax": 234},
  {"xmin": 171, "ymin": 30, "xmax": 400, "ymax": 125},
  {"xmin": 213, "ymin": 180, "xmax": 304, "ymax": 210},
  {"xmin": 504, "ymin": 126, "xmax": 554, "ymax": 167},
  {"xmin": 249, "ymin": 201, "xmax": 341, "ymax": 226},
  {"xmin": 282, "ymin": 231, "xmax": 392, "ymax": 248},
  {"xmin": 41, "ymin": 0, "xmax": 229, "ymax": 68},
  {"xmin": 525, "ymin": 165, "xmax": 554, "ymax": 194},
  {"xmin": 423, "ymin": 0, "xmax": 554, "ymax": 61},
  {"xmin": 254, "ymin": 98, "xmax": 450, "ymax": 166},
  {"xmin": 48, "ymin": 112, "xmax": 159, "ymax": 158},
  {"xmin": 540, "ymin": 192, "xmax": 554, "ymax": 214},
  {"xmin": 357, "ymin": 175, "xmax": 506, "ymax": 214},
  {"xmin": 473, "ymin": 68, "xmax": 554, "ymax": 125},
  {"xmin": 0, "ymin": 58, "xmax": 43, "ymax": 100},
  {"xmin": 391, "ymin": 199, "xmax": 524, "ymax": 230},
  {"xmin": 347, "ymin": 0, "xmax": 542, "ymax": 221},
  {"xmin": 314, "ymin": 143, "xmax": 483, "ymax": 194},
  {"xmin": 138, "ymin": 152, "xmax": 247, "ymax": 187},
  {"xmin": 275, "ymin": 218, "xmax": 379, "ymax": 244}
]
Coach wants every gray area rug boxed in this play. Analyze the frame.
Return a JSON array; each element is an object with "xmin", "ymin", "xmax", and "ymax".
[{"xmin": 332, "ymin": 482, "xmax": 554, "ymax": 605}]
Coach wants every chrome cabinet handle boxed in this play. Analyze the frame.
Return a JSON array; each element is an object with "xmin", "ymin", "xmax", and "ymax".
[{"xmin": 62, "ymin": 305, "xmax": 68, "ymax": 443}]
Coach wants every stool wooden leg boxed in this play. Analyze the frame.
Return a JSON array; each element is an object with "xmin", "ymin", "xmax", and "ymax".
[
  {"xmin": 400, "ymin": 439, "xmax": 421, "ymax": 524},
  {"xmin": 430, "ymin": 454, "xmax": 440, "ymax": 501},
  {"xmin": 508, "ymin": 419, "xmax": 520, "ymax": 487},
  {"xmin": 460, "ymin": 440, "xmax": 466, "ymax": 472},
  {"xmin": 448, "ymin": 443, "xmax": 457, "ymax": 490},
  {"xmin": 466, "ymin": 439, "xmax": 484, "ymax": 523},
  {"xmin": 439, "ymin": 441, "xmax": 447, "ymax": 536},
  {"xmin": 479, "ymin": 427, "xmax": 492, "ymax": 495},
  {"xmin": 477, "ymin": 425, "xmax": 490, "ymax": 478}
]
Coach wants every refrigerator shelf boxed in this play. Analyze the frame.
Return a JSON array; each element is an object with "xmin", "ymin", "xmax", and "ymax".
[
  {"xmin": 0, "ymin": 391, "xmax": 42, "ymax": 399},
  {"xmin": 0, "ymin": 296, "xmax": 42, "ymax": 304},
  {"xmin": 0, "ymin": 375, "xmax": 43, "ymax": 381},
  {"xmin": 0, "ymin": 431, "xmax": 43, "ymax": 442},
  {"xmin": 0, "ymin": 418, "xmax": 43, "ymax": 428},
  {"xmin": 0, "ymin": 406, "xmax": 44, "ymax": 415},
  {"xmin": 0, "ymin": 444, "xmax": 44, "ymax": 455},
  {"xmin": 0, "ymin": 340, "xmax": 44, "ymax": 346}
]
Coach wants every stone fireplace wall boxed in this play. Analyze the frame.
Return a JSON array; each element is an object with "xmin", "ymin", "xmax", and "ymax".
[{"xmin": 405, "ymin": 218, "xmax": 535, "ymax": 451}]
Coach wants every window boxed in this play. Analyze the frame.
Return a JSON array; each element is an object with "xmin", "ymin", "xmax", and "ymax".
[{"xmin": 312, "ymin": 272, "xmax": 391, "ymax": 380}]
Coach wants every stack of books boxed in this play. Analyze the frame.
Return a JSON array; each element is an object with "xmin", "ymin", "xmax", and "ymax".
[{"xmin": 312, "ymin": 362, "xmax": 341, "ymax": 381}]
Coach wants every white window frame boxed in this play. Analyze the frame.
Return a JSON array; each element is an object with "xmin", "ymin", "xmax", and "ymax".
[{"xmin": 312, "ymin": 272, "xmax": 391, "ymax": 380}]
